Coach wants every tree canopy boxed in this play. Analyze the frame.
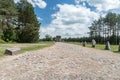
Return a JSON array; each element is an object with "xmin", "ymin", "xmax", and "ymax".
[{"xmin": 0, "ymin": 0, "xmax": 40, "ymax": 43}]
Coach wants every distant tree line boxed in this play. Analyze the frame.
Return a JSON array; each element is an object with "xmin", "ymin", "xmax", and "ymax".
[
  {"xmin": 0, "ymin": 0, "xmax": 40, "ymax": 43},
  {"xmin": 63, "ymin": 37, "xmax": 91, "ymax": 43},
  {"xmin": 89, "ymin": 12, "xmax": 120, "ymax": 44},
  {"xmin": 63, "ymin": 12, "xmax": 120, "ymax": 45},
  {"xmin": 41, "ymin": 34, "xmax": 56, "ymax": 41}
]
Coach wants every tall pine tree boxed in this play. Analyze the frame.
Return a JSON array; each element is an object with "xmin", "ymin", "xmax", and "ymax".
[{"xmin": 17, "ymin": 0, "xmax": 40, "ymax": 43}]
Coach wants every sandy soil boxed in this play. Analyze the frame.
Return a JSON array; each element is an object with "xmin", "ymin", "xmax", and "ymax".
[{"xmin": 0, "ymin": 42, "xmax": 120, "ymax": 80}]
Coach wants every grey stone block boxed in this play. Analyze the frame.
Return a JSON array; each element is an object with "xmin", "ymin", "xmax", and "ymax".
[{"xmin": 5, "ymin": 47, "xmax": 21, "ymax": 55}]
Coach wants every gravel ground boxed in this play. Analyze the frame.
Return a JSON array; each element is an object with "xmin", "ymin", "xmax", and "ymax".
[{"xmin": 0, "ymin": 42, "xmax": 120, "ymax": 80}]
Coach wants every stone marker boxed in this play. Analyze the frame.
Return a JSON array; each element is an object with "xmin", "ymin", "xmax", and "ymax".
[
  {"xmin": 92, "ymin": 39, "xmax": 96, "ymax": 48},
  {"xmin": 5, "ymin": 47, "xmax": 21, "ymax": 55},
  {"xmin": 118, "ymin": 42, "xmax": 120, "ymax": 51},
  {"xmin": 105, "ymin": 41, "xmax": 111, "ymax": 50},
  {"xmin": 56, "ymin": 35, "xmax": 61, "ymax": 42},
  {"xmin": 83, "ymin": 41, "xmax": 87, "ymax": 47}
]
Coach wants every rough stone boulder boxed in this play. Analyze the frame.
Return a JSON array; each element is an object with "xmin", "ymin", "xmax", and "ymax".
[{"xmin": 5, "ymin": 47, "xmax": 21, "ymax": 55}]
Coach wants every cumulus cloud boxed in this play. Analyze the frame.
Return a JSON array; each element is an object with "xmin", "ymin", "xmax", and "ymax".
[
  {"xmin": 37, "ymin": 17, "xmax": 43, "ymax": 21},
  {"xmin": 41, "ymin": 4, "xmax": 99, "ymax": 38},
  {"xmin": 14, "ymin": 0, "xmax": 47, "ymax": 9},
  {"xmin": 28, "ymin": 0, "xmax": 47, "ymax": 9},
  {"xmin": 75, "ymin": 0, "xmax": 120, "ymax": 11}
]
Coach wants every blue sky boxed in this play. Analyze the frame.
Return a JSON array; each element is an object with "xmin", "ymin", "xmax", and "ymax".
[
  {"xmin": 34, "ymin": 0, "xmax": 76, "ymax": 27},
  {"xmin": 35, "ymin": 0, "xmax": 97, "ymax": 27},
  {"xmin": 15, "ymin": 0, "xmax": 120, "ymax": 38}
]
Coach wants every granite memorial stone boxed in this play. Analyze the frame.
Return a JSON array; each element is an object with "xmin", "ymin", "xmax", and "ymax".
[
  {"xmin": 5, "ymin": 47, "xmax": 21, "ymax": 55},
  {"xmin": 56, "ymin": 36, "xmax": 61, "ymax": 42},
  {"xmin": 118, "ymin": 42, "xmax": 120, "ymax": 51},
  {"xmin": 105, "ymin": 41, "xmax": 111, "ymax": 50},
  {"xmin": 92, "ymin": 39, "xmax": 96, "ymax": 48},
  {"xmin": 83, "ymin": 41, "xmax": 87, "ymax": 47}
]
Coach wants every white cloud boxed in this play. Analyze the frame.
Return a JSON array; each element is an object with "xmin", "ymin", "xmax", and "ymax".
[
  {"xmin": 41, "ymin": 4, "xmax": 99, "ymax": 38},
  {"xmin": 14, "ymin": 0, "xmax": 19, "ymax": 3},
  {"xmin": 28, "ymin": 0, "xmax": 47, "ymax": 9},
  {"xmin": 75, "ymin": 0, "xmax": 120, "ymax": 11},
  {"xmin": 108, "ymin": 8, "xmax": 120, "ymax": 14},
  {"xmin": 37, "ymin": 17, "xmax": 43, "ymax": 21},
  {"xmin": 14, "ymin": 0, "xmax": 47, "ymax": 9}
]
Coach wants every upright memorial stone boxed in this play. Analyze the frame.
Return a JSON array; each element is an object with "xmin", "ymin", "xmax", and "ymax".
[
  {"xmin": 56, "ymin": 36, "xmax": 61, "ymax": 42},
  {"xmin": 92, "ymin": 39, "xmax": 96, "ymax": 48},
  {"xmin": 118, "ymin": 42, "xmax": 120, "ymax": 51},
  {"xmin": 105, "ymin": 41, "xmax": 111, "ymax": 50},
  {"xmin": 83, "ymin": 41, "xmax": 87, "ymax": 47}
]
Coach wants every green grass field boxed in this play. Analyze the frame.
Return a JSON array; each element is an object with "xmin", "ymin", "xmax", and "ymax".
[
  {"xmin": 67, "ymin": 42, "xmax": 119, "ymax": 52},
  {"xmin": 0, "ymin": 42, "xmax": 55, "ymax": 57}
]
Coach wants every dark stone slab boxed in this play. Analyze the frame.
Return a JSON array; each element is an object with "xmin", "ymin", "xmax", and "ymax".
[{"xmin": 5, "ymin": 48, "xmax": 21, "ymax": 55}]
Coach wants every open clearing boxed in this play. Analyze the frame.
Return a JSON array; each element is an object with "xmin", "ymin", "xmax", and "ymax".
[{"xmin": 0, "ymin": 42, "xmax": 120, "ymax": 80}]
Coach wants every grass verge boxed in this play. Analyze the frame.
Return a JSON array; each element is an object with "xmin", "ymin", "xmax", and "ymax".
[
  {"xmin": 0, "ymin": 42, "xmax": 55, "ymax": 57},
  {"xmin": 20, "ymin": 42, "xmax": 54, "ymax": 53},
  {"xmin": 67, "ymin": 42, "xmax": 119, "ymax": 53}
]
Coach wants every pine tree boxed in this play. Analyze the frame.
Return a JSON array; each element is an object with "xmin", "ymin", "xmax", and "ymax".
[{"xmin": 17, "ymin": 0, "xmax": 40, "ymax": 43}]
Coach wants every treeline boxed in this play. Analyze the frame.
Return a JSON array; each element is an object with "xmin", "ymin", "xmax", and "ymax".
[
  {"xmin": 89, "ymin": 12, "xmax": 120, "ymax": 44},
  {"xmin": 63, "ymin": 36, "xmax": 119, "ymax": 44},
  {"xmin": 63, "ymin": 37, "xmax": 89, "ymax": 42},
  {"xmin": 0, "ymin": 0, "xmax": 40, "ymax": 43},
  {"xmin": 63, "ymin": 12, "xmax": 120, "ymax": 45},
  {"xmin": 40, "ymin": 34, "xmax": 56, "ymax": 41}
]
